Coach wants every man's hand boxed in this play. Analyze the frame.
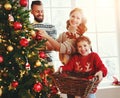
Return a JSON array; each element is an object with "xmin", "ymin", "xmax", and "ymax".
[{"xmin": 37, "ymin": 29, "xmax": 49, "ymax": 39}]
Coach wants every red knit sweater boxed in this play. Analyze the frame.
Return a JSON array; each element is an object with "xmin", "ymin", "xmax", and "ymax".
[{"xmin": 61, "ymin": 52, "xmax": 107, "ymax": 77}]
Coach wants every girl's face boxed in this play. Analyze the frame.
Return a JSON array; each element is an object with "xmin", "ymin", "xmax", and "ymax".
[
  {"xmin": 69, "ymin": 11, "xmax": 82, "ymax": 27},
  {"xmin": 77, "ymin": 41, "xmax": 91, "ymax": 56}
]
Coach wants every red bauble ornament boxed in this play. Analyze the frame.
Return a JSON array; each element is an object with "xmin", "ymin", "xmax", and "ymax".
[
  {"xmin": 35, "ymin": 31, "xmax": 42, "ymax": 40},
  {"xmin": 20, "ymin": 0, "xmax": 28, "ymax": 7},
  {"xmin": 13, "ymin": 22, "xmax": 22, "ymax": 30},
  {"xmin": 20, "ymin": 38, "xmax": 29, "ymax": 47},
  {"xmin": 33, "ymin": 82, "xmax": 42, "ymax": 92},
  {"xmin": 0, "ymin": 55, "xmax": 4, "ymax": 63},
  {"xmin": 11, "ymin": 80, "xmax": 19, "ymax": 88},
  {"xmin": 39, "ymin": 51, "xmax": 46, "ymax": 59}
]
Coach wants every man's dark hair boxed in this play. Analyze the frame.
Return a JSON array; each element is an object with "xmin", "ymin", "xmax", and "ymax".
[{"xmin": 31, "ymin": 0, "xmax": 42, "ymax": 9}]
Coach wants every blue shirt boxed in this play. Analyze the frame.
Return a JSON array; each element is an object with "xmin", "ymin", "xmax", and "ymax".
[{"xmin": 33, "ymin": 23, "xmax": 57, "ymax": 62}]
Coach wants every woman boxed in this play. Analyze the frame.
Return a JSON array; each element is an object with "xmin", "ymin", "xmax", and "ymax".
[
  {"xmin": 39, "ymin": 8, "xmax": 87, "ymax": 64},
  {"xmin": 39, "ymin": 8, "xmax": 87, "ymax": 98}
]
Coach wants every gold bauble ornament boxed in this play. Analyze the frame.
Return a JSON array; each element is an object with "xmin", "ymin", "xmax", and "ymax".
[
  {"xmin": 0, "ymin": 87, "xmax": 2, "ymax": 96},
  {"xmin": 0, "ymin": 39, "xmax": 2, "ymax": 43},
  {"xmin": 33, "ymin": 75, "xmax": 37, "ymax": 78},
  {"xmin": 27, "ymin": 37, "xmax": 31, "ymax": 41},
  {"xmin": 28, "ymin": 54, "xmax": 32, "ymax": 58},
  {"xmin": 35, "ymin": 60, "xmax": 41, "ymax": 67},
  {"xmin": 32, "ymin": 52, "xmax": 35, "ymax": 55},
  {"xmin": 31, "ymin": 30, "xmax": 36, "ymax": 37},
  {"xmin": 17, "ymin": 16, "xmax": 20, "ymax": 19},
  {"xmin": 7, "ymin": 45, "xmax": 13, "ymax": 52},
  {"xmin": 22, "ymin": 51, "xmax": 25, "ymax": 54},
  {"xmin": 4, "ymin": 3, "xmax": 12, "ymax": 10},
  {"xmin": 45, "ymin": 64, "xmax": 49, "ymax": 67}
]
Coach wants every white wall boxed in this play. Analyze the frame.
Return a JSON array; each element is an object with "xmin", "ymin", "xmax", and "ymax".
[
  {"xmin": 116, "ymin": 0, "xmax": 120, "ymax": 76},
  {"xmin": 96, "ymin": 87, "xmax": 120, "ymax": 98},
  {"xmin": 60, "ymin": 87, "xmax": 120, "ymax": 98}
]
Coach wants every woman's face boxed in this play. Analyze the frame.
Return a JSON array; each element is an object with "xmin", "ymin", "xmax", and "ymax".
[{"xmin": 69, "ymin": 11, "xmax": 82, "ymax": 27}]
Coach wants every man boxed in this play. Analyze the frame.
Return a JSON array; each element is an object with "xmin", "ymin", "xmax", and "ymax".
[{"xmin": 31, "ymin": 0, "xmax": 57, "ymax": 62}]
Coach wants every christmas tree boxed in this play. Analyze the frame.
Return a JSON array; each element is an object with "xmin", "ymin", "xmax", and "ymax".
[{"xmin": 0, "ymin": 0, "xmax": 60, "ymax": 98}]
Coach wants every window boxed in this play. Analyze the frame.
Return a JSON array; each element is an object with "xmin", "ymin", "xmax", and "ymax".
[{"xmin": 29, "ymin": 0, "xmax": 120, "ymax": 83}]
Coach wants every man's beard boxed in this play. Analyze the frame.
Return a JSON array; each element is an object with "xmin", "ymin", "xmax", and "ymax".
[{"xmin": 34, "ymin": 17, "xmax": 44, "ymax": 23}]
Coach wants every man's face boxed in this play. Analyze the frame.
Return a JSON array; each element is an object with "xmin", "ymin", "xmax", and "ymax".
[{"xmin": 31, "ymin": 5, "xmax": 44, "ymax": 23}]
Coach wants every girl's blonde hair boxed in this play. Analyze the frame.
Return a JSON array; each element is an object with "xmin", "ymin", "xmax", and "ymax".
[{"xmin": 66, "ymin": 8, "xmax": 87, "ymax": 30}]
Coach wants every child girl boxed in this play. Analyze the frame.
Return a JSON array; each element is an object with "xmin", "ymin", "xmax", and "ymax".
[{"xmin": 58, "ymin": 36, "xmax": 108, "ymax": 98}]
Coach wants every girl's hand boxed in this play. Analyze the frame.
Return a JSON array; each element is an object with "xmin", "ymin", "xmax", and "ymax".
[{"xmin": 94, "ymin": 70, "xmax": 103, "ymax": 83}]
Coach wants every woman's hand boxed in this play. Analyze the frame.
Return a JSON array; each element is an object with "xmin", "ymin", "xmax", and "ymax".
[
  {"xmin": 66, "ymin": 32, "xmax": 77, "ymax": 39},
  {"xmin": 76, "ymin": 23, "xmax": 87, "ymax": 35}
]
